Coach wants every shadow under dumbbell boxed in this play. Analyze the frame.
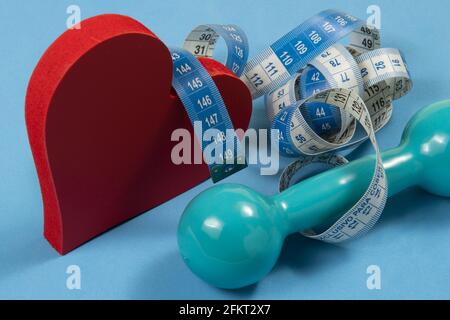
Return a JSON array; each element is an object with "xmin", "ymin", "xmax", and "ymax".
[
  {"xmin": 272, "ymin": 185, "xmax": 450, "ymax": 280},
  {"xmin": 273, "ymin": 233, "xmax": 348, "ymax": 277},
  {"xmin": 377, "ymin": 186, "xmax": 450, "ymax": 228}
]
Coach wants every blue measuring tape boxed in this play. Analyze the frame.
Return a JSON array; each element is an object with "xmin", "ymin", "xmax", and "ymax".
[
  {"xmin": 170, "ymin": 24, "xmax": 250, "ymax": 183},
  {"xmin": 170, "ymin": 9, "xmax": 412, "ymax": 242},
  {"xmin": 240, "ymin": 9, "xmax": 366, "ymax": 98}
]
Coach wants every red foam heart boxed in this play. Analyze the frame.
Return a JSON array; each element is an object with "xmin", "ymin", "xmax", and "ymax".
[{"xmin": 25, "ymin": 14, "xmax": 252, "ymax": 254}]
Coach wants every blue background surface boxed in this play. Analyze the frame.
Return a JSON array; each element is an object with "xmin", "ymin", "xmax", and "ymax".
[{"xmin": 1, "ymin": 0, "xmax": 449, "ymax": 299}]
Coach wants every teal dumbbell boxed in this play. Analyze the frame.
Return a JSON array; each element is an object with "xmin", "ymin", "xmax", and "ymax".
[{"xmin": 178, "ymin": 100, "xmax": 450, "ymax": 289}]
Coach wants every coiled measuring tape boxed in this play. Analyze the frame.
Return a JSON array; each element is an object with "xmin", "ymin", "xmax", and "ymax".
[
  {"xmin": 171, "ymin": 9, "xmax": 411, "ymax": 242},
  {"xmin": 275, "ymin": 88, "xmax": 387, "ymax": 242},
  {"xmin": 266, "ymin": 46, "xmax": 411, "ymax": 150}
]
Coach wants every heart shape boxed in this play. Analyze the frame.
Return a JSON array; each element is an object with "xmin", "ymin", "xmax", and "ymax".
[{"xmin": 25, "ymin": 14, "xmax": 252, "ymax": 254}]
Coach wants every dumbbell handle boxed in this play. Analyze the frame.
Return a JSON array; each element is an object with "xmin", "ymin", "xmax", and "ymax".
[{"xmin": 273, "ymin": 144, "xmax": 420, "ymax": 235}]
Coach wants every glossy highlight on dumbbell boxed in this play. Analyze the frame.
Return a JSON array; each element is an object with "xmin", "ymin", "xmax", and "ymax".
[{"xmin": 177, "ymin": 100, "xmax": 450, "ymax": 289}]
